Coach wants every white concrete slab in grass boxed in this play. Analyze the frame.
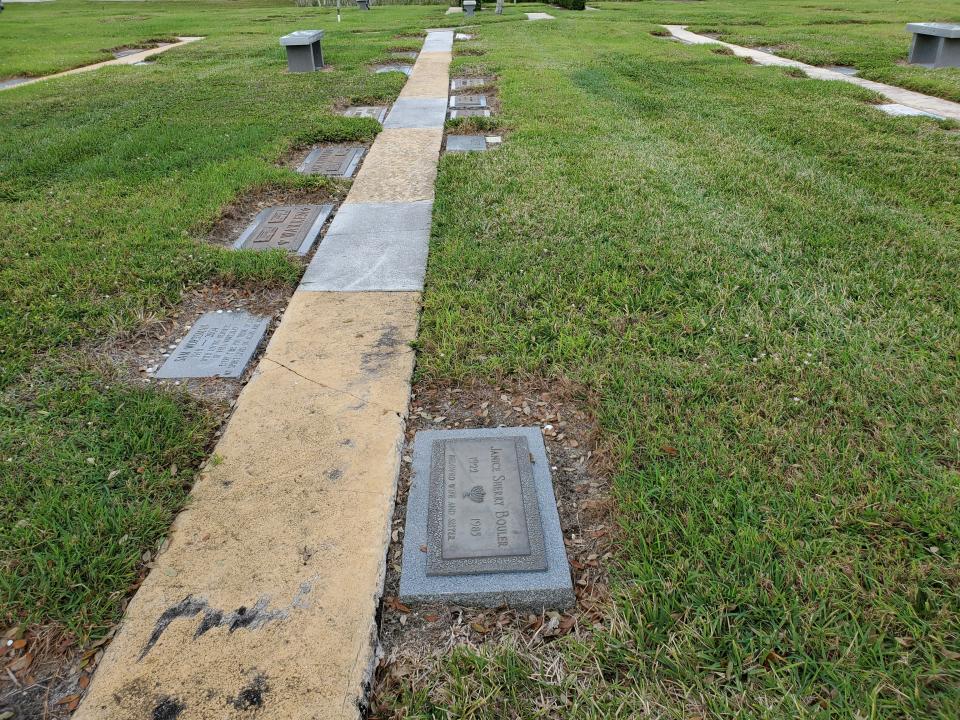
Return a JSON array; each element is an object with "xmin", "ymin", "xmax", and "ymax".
[
  {"xmin": 875, "ymin": 103, "xmax": 945, "ymax": 119},
  {"xmin": 299, "ymin": 201, "xmax": 433, "ymax": 292},
  {"xmin": 661, "ymin": 25, "xmax": 960, "ymax": 121},
  {"xmin": 526, "ymin": 12, "xmax": 555, "ymax": 20}
]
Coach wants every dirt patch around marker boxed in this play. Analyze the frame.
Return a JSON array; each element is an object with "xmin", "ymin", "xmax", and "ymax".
[
  {"xmin": 204, "ymin": 184, "xmax": 345, "ymax": 250},
  {"xmin": 0, "ymin": 623, "xmax": 105, "ymax": 720},
  {"xmin": 370, "ymin": 379, "xmax": 615, "ymax": 718},
  {"xmin": 455, "ymin": 47, "xmax": 486, "ymax": 58},
  {"xmin": 98, "ymin": 282, "xmax": 294, "ymax": 407}
]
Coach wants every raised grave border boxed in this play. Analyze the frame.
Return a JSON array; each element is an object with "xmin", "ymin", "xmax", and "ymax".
[{"xmin": 399, "ymin": 427, "xmax": 574, "ymax": 609}]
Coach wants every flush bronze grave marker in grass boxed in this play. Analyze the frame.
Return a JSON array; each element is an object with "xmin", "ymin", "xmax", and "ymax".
[
  {"xmin": 374, "ymin": 64, "xmax": 413, "ymax": 76},
  {"xmin": 155, "ymin": 311, "xmax": 270, "ymax": 379},
  {"xmin": 449, "ymin": 94, "xmax": 488, "ymax": 109},
  {"xmin": 232, "ymin": 204, "xmax": 333, "ymax": 255},
  {"xmin": 297, "ymin": 145, "xmax": 365, "ymax": 177},
  {"xmin": 426, "ymin": 435, "xmax": 547, "ymax": 576},
  {"xmin": 450, "ymin": 77, "xmax": 491, "ymax": 91},
  {"xmin": 448, "ymin": 107, "xmax": 491, "ymax": 119},
  {"xmin": 446, "ymin": 135, "xmax": 488, "ymax": 152},
  {"xmin": 342, "ymin": 106, "xmax": 389, "ymax": 122},
  {"xmin": 399, "ymin": 428, "xmax": 573, "ymax": 608}
]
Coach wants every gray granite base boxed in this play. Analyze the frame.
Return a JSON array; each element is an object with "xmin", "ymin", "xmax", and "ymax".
[
  {"xmin": 399, "ymin": 427, "xmax": 574, "ymax": 609},
  {"xmin": 298, "ymin": 201, "xmax": 432, "ymax": 291}
]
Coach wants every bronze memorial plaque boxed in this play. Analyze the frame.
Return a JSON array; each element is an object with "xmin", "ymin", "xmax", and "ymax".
[
  {"xmin": 234, "ymin": 204, "xmax": 330, "ymax": 254},
  {"xmin": 426, "ymin": 435, "xmax": 547, "ymax": 576},
  {"xmin": 449, "ymin": 94, "xmax": 487, "ymax": 109},
  {"xmin": 297, "ymin": 144, "xmax": 365, "ymax": 177}
]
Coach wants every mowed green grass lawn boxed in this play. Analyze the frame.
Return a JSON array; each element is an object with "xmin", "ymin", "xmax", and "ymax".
[
  {"xmin": 1, "ymin": 0, "xmax": 959, "ymax": 717},
  {"xmin": 618, "ymin": 0, "xmax": 960, "ymax": 103},
  {"xmin": 0, "ymin": 0, "xmax": 448, "ymax": 639},
  {"xmin": 400, "ymin": 3, "xmax": 958, "ymax": 719}
]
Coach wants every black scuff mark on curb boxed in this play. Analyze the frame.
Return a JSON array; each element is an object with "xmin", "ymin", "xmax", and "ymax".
[
  {"xmin": 139, "ymin": 581, "xmax": 317, "ymax": 659},
  {"xmin": 140, "ymin": 596, "xmax": 206, "ymax": 659},
  {"xmin": 152, "ymin": 696, "xmax": 186, "ymax": 720},
  {"xmin": 229, "ymin": 673, "xmax": 269, "ymax": 711}
]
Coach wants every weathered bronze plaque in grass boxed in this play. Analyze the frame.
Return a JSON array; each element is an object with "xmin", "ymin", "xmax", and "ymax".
[
  {"xmin": 449, "ymin": 94, "xmax": 488, "ymax": 109},
  {"xmin": 297, "ymin": 145, "xmax": 365, "ymax": 177},
  {"xmin": 448, "ymin": 107, "xmax": 491, "ymax": 119},
  {"xmin": 451, "ymin": 77, "xmax": 492, "ymax": 91},
  {"xmin": 233, "ymin": 204, "xmax": 332, "ymax": 255},
  {"xmin": 426, "ymin": 435, "xmax": 547, "ymax": 576},
  {"xmin": 342, "ymin": 106, "xmax": 388, "ymax": 122}
]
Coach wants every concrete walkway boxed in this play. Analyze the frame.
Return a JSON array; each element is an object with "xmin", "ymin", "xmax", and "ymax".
[
  {"xmin": 75, "ymin": 29, "xmax": 454, "ymax": 720},
  {"xmin": 0, "ymin": 37, "xmax": 203, "ymax": 92},
  {"xmin": 663, "ymin": 25, "xmax": 960, "ymax": 122}
]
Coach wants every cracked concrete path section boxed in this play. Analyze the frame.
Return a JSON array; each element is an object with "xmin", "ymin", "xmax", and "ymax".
[
  {"xmin": 74, "ymin": 292, "xmax": 420, "ymax": 720},
  {"xmin": 663, "ymin": 25, "xmax": 960, "ymax": 121},
  {"xmin": 0, "ymin": 37, "xmax": 203, "ymax": 92},
  {"xmin": 300, "ymin": 201, "xmax": 433, "ymax": 291},
  {"xmin": 77, "ymin": 28, "xmax": 453, "ymax": 720}
]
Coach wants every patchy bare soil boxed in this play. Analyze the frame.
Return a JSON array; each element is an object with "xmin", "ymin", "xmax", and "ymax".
[
  {"xmin": 370, "ymin": 380, "xmax": 616, "ymax": 719},
  {"xmin": 97, "ymin": 282, "xmax": 295, "ymax": 408},
  {"xmin": 2, "ymin": 620, "xmax": 120, "ymax": 718}
]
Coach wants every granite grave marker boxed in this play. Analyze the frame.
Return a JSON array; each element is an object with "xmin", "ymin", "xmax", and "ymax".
[
  {"xmin": 448, "ymin": 107, "xmax": 491, "ymax": 119},
  {"xmin": 155, "ymin": 311, "xmax": 270, "ymax": 379},
  {"xmin": 451, "ymin": 77, "xmax": 491, "ymax": 91},
  {"xmin": 375, "ymin": 64, "xmax": 413, "ymax": 76},
  {"xmin": 446, "ymin": 135, "xmax": 488, "ymax": 153}
]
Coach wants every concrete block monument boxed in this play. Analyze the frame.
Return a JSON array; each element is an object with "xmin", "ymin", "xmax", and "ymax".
[
  {"xmin": 280, "ymin": 30, "xmax": 324, "ymax": 73},
  {"xmin": 907, "ymin": 23, "xmax": 960, "ymax": 68}
]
